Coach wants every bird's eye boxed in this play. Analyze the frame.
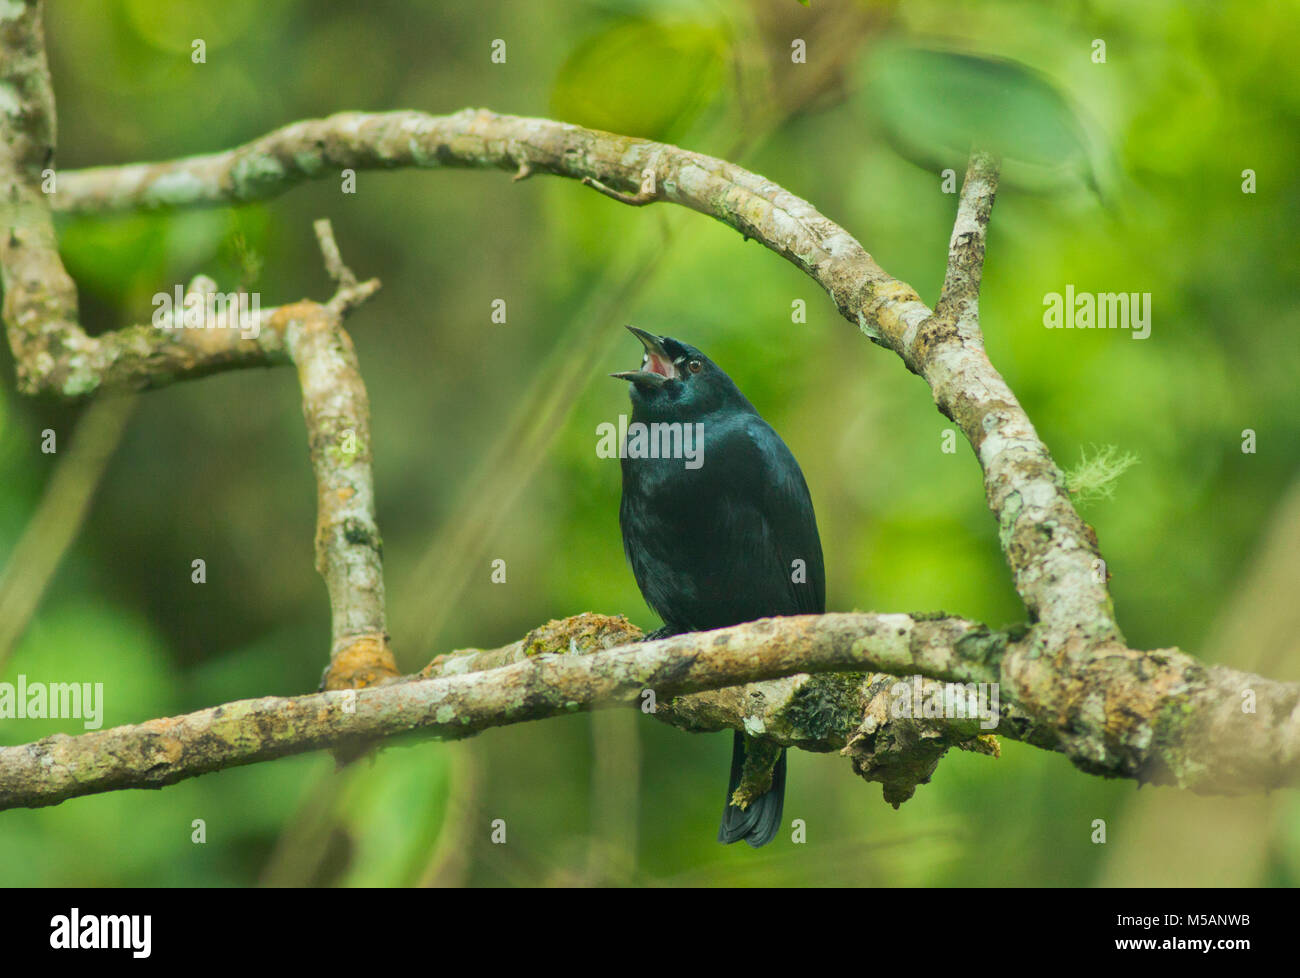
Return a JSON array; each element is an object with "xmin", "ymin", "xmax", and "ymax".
[{"xmin": 688, "ymin": 359, "xmax": 703, "ymax": 374}]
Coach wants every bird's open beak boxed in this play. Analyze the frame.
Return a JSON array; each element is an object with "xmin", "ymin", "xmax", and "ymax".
[{"xmin": 611, "ymin": 326, "xmax": 676, "ymax": 389}]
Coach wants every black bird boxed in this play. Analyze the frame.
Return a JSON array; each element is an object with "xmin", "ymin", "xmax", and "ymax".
[{"xmin": 612, "ymin": 326, "xmax": 825, "ymax": 848}]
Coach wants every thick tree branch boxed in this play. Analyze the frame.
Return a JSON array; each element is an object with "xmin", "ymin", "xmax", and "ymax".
[
  {"xmin": 1, "ymin": 0, "xmax": 96, "ymax": 396},
  {"xmin": 2, "ymin": 612, "xmax": 1296, "ymax": 811},
  {"xmin": 0, "ymin": 612, "xmax": 965, "ymax": 809},
  {"xmin": 418, "ymin": 615, "xmax": 1011, "ymax": 806}
]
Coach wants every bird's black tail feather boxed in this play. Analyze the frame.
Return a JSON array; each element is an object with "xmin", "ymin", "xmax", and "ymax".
[{"xmin": 717, "ymin": 731, "xmax": 786, "ymax": 848}]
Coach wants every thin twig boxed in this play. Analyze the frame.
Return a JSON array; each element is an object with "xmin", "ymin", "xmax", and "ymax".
[
  {"xmin": 313, "ymin": 218, "xmax": 357, "ymax": 290},
  {"xmin": 581, "ymin": 175, "xmax": 658, "ymax": 206}
]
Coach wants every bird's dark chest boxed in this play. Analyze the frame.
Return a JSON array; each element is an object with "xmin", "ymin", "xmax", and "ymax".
[
  {"xmin": 617, "ymin": 419, "xmax": 773, "ymax": 630},
  {"xmin": 618, "ymin": 419, "xmax": 751, "ymax": 536}
]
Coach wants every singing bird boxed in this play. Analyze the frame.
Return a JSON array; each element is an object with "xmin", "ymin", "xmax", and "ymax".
[{"xmin": 612, "ymin": 326, "xmax": 825, "ymax": 847}]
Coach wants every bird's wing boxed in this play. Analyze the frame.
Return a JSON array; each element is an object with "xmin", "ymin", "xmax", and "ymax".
[{"xmin": 733, "ymin": 415, "xmax": 826, "ymax": 616}]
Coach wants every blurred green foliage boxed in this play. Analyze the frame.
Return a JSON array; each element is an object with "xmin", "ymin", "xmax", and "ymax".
[
  {"xmin": 1, "ymin": 0, "xmax": 1298, "ymax": 887},
  {"xmin": 552, "ymin": 17, "xmax": 728, "ymax": 140},
  {"xmin": 859, "ymin": 41, "xmax": 1103, "ymax": 193}
]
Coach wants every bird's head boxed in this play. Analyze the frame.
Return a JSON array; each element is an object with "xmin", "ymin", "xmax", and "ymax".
[{"xmin": 611, "ymin": 326, "xmax": 751, "ymax": 420}]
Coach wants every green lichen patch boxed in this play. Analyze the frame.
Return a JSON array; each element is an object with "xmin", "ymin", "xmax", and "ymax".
[
  {"xmin": 230, "ymin": 151, "xmax": 290, "ymax": 201},
  {"xmin": 954, "ymin": 625, "xmax": 1009, "ymax": 667},
  {"xmin": 1063, "ymin": 444, "xmax": 1139, "ymax": 506},
  {"xmin": 520, "ymin": 613, "xmax": 641, "ymax": 657}
]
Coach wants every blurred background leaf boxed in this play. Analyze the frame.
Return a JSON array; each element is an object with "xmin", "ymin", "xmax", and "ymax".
[
  {"xmin": 551, "ymin": 16, "xmax": 728, "ymax": 141},
  {"xmin": 859, "ymin": 41, "xmax": 1103, "ymax": 194}
]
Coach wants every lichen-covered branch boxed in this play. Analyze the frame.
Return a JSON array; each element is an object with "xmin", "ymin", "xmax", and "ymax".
[
  {"xmin": 924, "ymin": 153, "xmax": 1118, "ymax": 652},
  {"xmin": 0, "ymin": 611, "xmax": 976, "ymax": 809},
  {"xmin": 420, "ymin": 615, "xmax": 1011, "ymax": 807},
  {"xmin": 3, "ymin": 612, "xmax": 1296, "ymax": 811},
  {"xmin": 415, "ymin": 612, "xmax": 1300, "ymax": 803},
  {"xmin": 1, "ymin": 0, "xmax": 98, "ymax": 397},
  {"xmin": 287, "ymin": 221, "xmax": 393, "ymax": 687}
]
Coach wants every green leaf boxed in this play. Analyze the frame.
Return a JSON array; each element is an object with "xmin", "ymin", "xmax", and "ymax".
[
  {"xmin": 860, "ymin": 43, "xmax": 1102, "ymax": 194},
  {"xmin": 123, "ymin": 0, "xmax": 261, "ymax": 52},
  {"xmin": 551, "ymin": 17, "xmax": 727, "ymax": 142},
  {"xmin": 58, "ymin": 210, "xmax": 227, "ymax": 304}
]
